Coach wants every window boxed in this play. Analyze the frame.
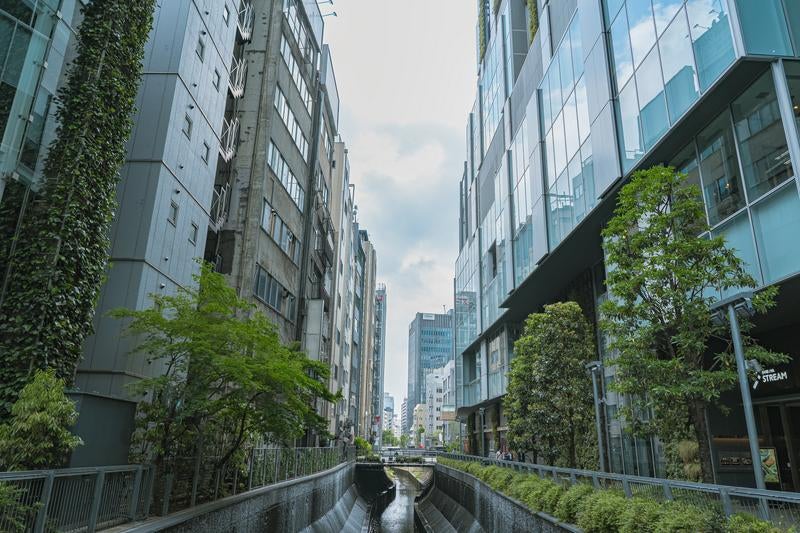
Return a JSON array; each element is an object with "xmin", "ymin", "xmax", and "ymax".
[
  {"xmin": 168, "ymin": 201, "xmax": 179, "ymax": 225},
  {"xmin": 189, "ymin": 222, "xmax": 199, "ymax": 244},
  {"xmin": 697, "ymin": 112, "xmax": 745, "ymax": 225},
  {"xmin": 196, "ymin": 37, "xmax": 205, "ymax": 61},
  {"xmin": 752, "ymin": 184, "xmax": 800, "ymax": 283},
  {"xmin": 617, "ymin": 79, "xmax": 643, "ymax": 172},
  {"xmin": 636, "ymin": 47, "xmax": 668, "ymax": 150},
  {"xmin": 213, "ymin": 69, "xmax": 221, "ymax": 91},
  {"xmin": 273, "ymin": 88, "xmax": 309, "ymax": 160},
  {"xmin": 713, "ymin": 212, "xmax": 761, "ymax": 295},
  {"xmin": 625, "ymin": 0, "xmax": 656, "ymax": 68},
  {"xmin": 254, "ymin": 264, "xmax": 295, "ymax": 316},
  {"xmin": 280, "ymin": 35, "xmax": 314, "ymax": 115},
  {"xmin": 201, "ymin": 141, "xmax": 210, "ymax": 164},
  {"xmin": 609, "ymin": 7, "xmax": 634, "ymax": 89},
  {"xmin": 267, "ymin": 141, "xmax": 306, "ymax": 209},
  {"xmin": 182, "ymin": 114, "xmax": 193, "ymax": 139},
  {"xmin": 731, "ymin": 71, "xmax": 793, "ymax": 201},
  {"xmin": 659, "ymin": 8, "xmax": 699, "ymax": 123},
  {"xmin": 223, "ymin": 4, "xmax": 230, "ymax": 25},
  {"xmin": 686, "ymin": 0, "xmax": 735, "ymax": 90},
  {"xmin": 735, "ymin": 0, "xmax": 793, "ymax": 56}
]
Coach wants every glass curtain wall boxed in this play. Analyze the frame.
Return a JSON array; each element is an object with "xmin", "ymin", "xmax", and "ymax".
[{"xmin": 606, "ymin": 0, "xmax": 735, "ymax": 172}]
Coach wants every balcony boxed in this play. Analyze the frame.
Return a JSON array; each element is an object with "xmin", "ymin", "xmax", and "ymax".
[
  {"xmin": 219, "ymin": 117, "xmax": 239, "ymax": 162},
  {"xmin": 228, "ymin": 55, "xmax": 247, "ymax": 98},
  {"xmin": 210, "ymin": 183, "xmax": 229, "ymax": 230},
  {"xmin": 237, "ymin": 1, "xmax": 254, "ymax": 42}
]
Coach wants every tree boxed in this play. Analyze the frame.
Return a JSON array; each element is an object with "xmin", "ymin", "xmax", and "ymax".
[
  {"xmin": 601, "ymin": 165, "xmax": 787, "ymax": 482},
  {"xmin": 416, "ymin": 425, "xmax": 425, "ymax": 447},
  {"xmin": 504, "ymin": 301, "xmax": 597, "ymax": 468},
  {"xmin": 399, "ymin": 434, "xmax": 410, "ymax": 448},
  {"xmin": 382, "ymin": 429, "xmax": 398, "ymax": 446},
  {"xmin": 112, "ymin": 263, "xmax": 337, "ymax": 477},
  {"xmin": 0, "ymin": 0, "xmax": 156, "ymax": 416},
  {"xmin": 0, "ymin": 369, "xmax": 83, "ymax": 470}
]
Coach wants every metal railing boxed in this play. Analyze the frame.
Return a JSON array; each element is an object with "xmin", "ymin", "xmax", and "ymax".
[
  {"xmin": 219, "ymin": 116, "xmax": 239, "ymax": 162},
  {"xmin": 438, "ymin": 452, "xmax": 800, "ymax": 529},
  {"xmin": 237, "ymin": 0, "xmax": 254, "ymax": 41},
  {"xmin": 246, "ymin": 446, "xmax": 354, "ymax": 489},
  {"xmin": 0, "ymin": 465, "xmax": 153, "ymax": 533},
  {"xmin": 228, "ymin": 55, "xmax": 247, "ymax": 98}
]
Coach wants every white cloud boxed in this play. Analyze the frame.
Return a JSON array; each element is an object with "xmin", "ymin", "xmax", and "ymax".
[{"xmin": 324, "ymin": 0, "xmax": 476, "ymax": 404}]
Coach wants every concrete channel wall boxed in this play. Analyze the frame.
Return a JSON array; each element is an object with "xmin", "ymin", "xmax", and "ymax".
[
  {"xmin": 122, "ymin": 462, "xmax": 366, "ymax": 533},
  {"xmin": 417, "ymin": 464, "xmax": 580, "ymax": 533}
]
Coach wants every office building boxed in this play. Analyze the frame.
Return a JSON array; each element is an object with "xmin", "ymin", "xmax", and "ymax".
[
  {"xmin": 372, "ymin": 284, "xmax": 387, "ymax": 443},
  {"xmin": 356, "ymin": 231, "xmax": 378, "ymax": 440},
  {"xmin": 383, "ymin": 392, "xmax": 394, "ymax": 434},
  {"xmin": 400, "ymin": 398, "xmax": 409, "ymax": 438},
  {"xmin": 455, "ymin": 0, "xmax": 800, "ymax": 491},
  {"xmin": 424, "ymin": 369, "xmax": 446, "ymax": 447},
  {"xmin": 406, "ymin": 311, "xmax": 453, "ymax": 431}
]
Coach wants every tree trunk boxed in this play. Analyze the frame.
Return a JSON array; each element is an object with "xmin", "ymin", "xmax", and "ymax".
[{"xmin": 689, "ymin": 401, "xmax": 715, "ymax": 483}]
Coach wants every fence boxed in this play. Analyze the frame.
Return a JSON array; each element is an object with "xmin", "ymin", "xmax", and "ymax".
[
  {"xmin": 0, "ymin": 465, "xmax": 153, "ymax": 533},
  {"xmin": 439, "ymin": 452, "xmax": 800, "ymax": 529},
  {"xmin": 0, "ymin": 447, "xmax": 355, "ymax": 532}
]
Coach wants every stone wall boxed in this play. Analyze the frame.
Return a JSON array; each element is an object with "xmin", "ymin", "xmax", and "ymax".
[
  {"xmin": 418, "ymin": 464, "xmax": 580, "ymax": 533},
  {"xmin": 123, "ymin": 462, "xmax": 365, "ymax": 533}
]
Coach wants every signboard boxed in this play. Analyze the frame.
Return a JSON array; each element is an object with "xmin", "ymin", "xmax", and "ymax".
[
  {"xmin": 760, "ymin": 447, "xmax": 780, "ymax": 484},
  {"xmin": 753, "ymin": 368, "xmax": 790, "ymax": 390},
  {"xmin": 422, "ymin": 313, "xmax": 436, "ymax": 320}
]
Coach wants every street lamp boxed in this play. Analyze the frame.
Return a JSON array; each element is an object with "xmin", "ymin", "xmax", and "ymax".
[
  {"xmin": 479, "ymin": 407, "xmax": 486, "ymax": 458},
  {"xmin": 711, "ymin": 291, "xmax": 765, "ymax": 490},
  {"xmin": 585, "ymin": 361, "xmax": 607, "ymax": 472}
]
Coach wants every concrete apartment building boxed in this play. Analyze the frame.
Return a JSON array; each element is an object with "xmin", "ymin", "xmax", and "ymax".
[
  {"xmin": 357, "ymin": 231, "xmax": 377, "ymax": 440},
  {"xmin": 371, "ymin": 283, "xmax": 387, "ymax": 444},
  {"xmin": 455, "ymin": 0, "xmax": 800, "ymax": 490},
  {"xmin": 424, "ymin": 369, "xmax": 446, "ymax": 447},
  {"xmin": 406, "ymin": 310, "xmax": 453, "ymax": 432}
]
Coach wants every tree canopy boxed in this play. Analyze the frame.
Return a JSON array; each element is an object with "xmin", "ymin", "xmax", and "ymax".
[
  {"xmin": 601, "ymin": 165, "xmax": 787, "ymax": 481},
  {"xmin": 113, "ymin": 263, "xmax": 337, "ymax": 472},
  {"xmin": 504, "ymin": 301, "xmax": 597, "ymax": 468}
]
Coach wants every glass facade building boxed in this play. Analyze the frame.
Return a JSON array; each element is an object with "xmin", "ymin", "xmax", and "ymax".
[
  {"xmin": 456, "ymin": 0, "xmax": 800, "ymax": 489},
  {"xmin": 407, "ymin": 311, "xmax": 454, "ymax": 432}
]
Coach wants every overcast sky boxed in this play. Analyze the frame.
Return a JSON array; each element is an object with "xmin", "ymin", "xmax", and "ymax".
[{"xmin": 324, "ymin": 1, "xmax": 478, "ymax": 407}]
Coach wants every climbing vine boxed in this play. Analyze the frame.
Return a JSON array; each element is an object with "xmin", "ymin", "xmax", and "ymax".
[
  {"xmin": 528, "ymin": 0, "xmax": 539, "ymax": 43},
  {"xmin": 0, "ymin": 0, "xmax": 156, "ymax": 414},
  {"xmin": 478, "ymin": 0, "xmax": 487, "ymax": 61}
]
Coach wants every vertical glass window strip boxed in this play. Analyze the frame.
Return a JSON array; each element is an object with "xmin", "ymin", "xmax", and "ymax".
[
  {"xmin": 280, "ymin": 35, "xmax": 313, "ymax": 115},
  {"xmin": 563, "ymin": 91, "xmax": 580, "ymax": 160},
  {"xmin": 712, "ymin": 212, "xmax": 762, "ymax": 294},
  {"xmin": 267, "ymin": 141, "xmax": 306, "ymax": 210},
  {"xmin": 610, "ymin": 8, "xmax": 635, "ymax": 90},
  {"xmin": 625, "ymin": 0, "xmax": 657, "ymax": 67},
  {"xmin": 636, "ymin": 47, "xmax": 669, "ymax": 149},
  {"xmin": 686, "ymin": 0, "xmax": 735, "ymax": 91},
  {"xmin": 604, "ymin": 0, "xmax": 625, "ymax": 25},
  {"xmin": 785, "ymin": 61, "xmax": 800, "ymax": 134},
  {"xmin": 786, "ymin": 1, "xmax": 800, "ymax": 55},
  {"xmin": 569, "ymin": 15, "xmax": 584, "ymax": 80},
  {"xmin": 697, "ymin": 112, "xmax": 745, "ymax": 225},
  {"xmin": 576, "ymin": 77, "xmax": 590, "ymax": 144},
  {"xmin": 734, "ymin": 0, "xmax": 793, "ymax": 56},
  {"xmin": 552, "ymin": 111, "xmax": 567, "ymax": 177},
  {"xmin": 752, "ymin": 184, "xmax": 800, "ymax": 283},
  {"xmin": 617, "ymin": 79, "xmax": 643, "ymax": 172},
  {"xmin": 273, "ymin": 87, "xmax": 309, "ymax": 160},
  {"xmin": 659, "ymin": 8, "xmax": 699, "ymax": 123},
  {"xmin": 730, "ymin": 71, "xmax": 793, "ymax": 200},
  {"xmin": 581, "ymin": 140, "xmax": 596, "ymax": 212},
  {"xmin": 671, "ymin": 142, "xmax": 705, "ymax": 211}
]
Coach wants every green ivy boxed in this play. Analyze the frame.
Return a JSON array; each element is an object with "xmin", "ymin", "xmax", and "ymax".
[
  {"xmin": 528, "ymin": 0, "xmax": 539, "ymax": 43},
  {"xmin": 478, "ymin": 0, "xmax": 487, "ymax": 61},
  {"xmin": 0, "ymin": 0, "xmax": 155, "ymax": 414}
]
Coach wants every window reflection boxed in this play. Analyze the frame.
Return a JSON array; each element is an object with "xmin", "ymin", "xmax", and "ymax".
[
  {"xmin": 734, "ymin": 0, "xmax": 793, "ymax": 56},
  {"xmin": 697, "ymin": 112, "xmax": 745, "ymax": 225},
  {"xmin": 686, "ymin": 0, "xmax": 735, "ymax": 90},
  {"xmin": 659, "ymin": 8, "xmax": 699, "ymax": 122},
  {"xmin": 636, "ymin": 47, "xmax": 669, "ymax": 149},
  {"xmin": 617, "ymin": 80, "xmax": 643, "ymax": 172},
  {"xmin": 670, "ymin": 142, "xmax": 705, "ymax": 213},
  {"xmin": 652, "ymin": 0, "xmax": 683, "ymax": 35},
  {"xmin": 731, "ymin": 71, "xmax": 792, "ymax": 201},
  {"xmin": 625, "ymin": 0, "xmax": 657, "ymax": 67},
  {"xmin": 610, "ymin": 8, "xmax": 635, "ymax": 89}
]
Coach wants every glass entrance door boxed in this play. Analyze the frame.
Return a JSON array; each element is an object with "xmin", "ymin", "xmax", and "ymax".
[{"xmin": 756, "ymin": 402, "xmax": 800, "ymax": 491}]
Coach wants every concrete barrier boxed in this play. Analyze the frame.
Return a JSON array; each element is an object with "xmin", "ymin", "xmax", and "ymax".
[
  {"xmin": 417, "ymin": 464, "xmax": 581, "ymax": 533},
  {"xmin": 120, "ymin": 462, "xmax": 364, "ymax": 532}
]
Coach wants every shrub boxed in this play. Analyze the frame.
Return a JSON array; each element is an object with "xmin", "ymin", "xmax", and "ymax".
[
  {"xmin": 484, "ymin": 466, "xmax": 515, "ymax": 490},
  {"xmin": 653, "ymin": 502, "xmax": 719, "ymax": 533},
  {"xmin": 354, "ymin": 437, "xmax": 371, "ymax": 457},
  {"xmin": 541, "ymin": 483, "xmax": 566, "ymax": 515},
  {"xmin": 555, "ymin": 483, "xmax": 595, "ymax": 523},
  {"xmin": 506, "ymin": 474, "xmax": 545, "ymax": 503},
  {"xmin": 619, "ymin": 498, "xmax": 665, "ymax": 533},
  {"xmin": 726, "ymin": 514, "xmax": 783, "ymax": 533},
  {"xmin": 0, "ymin": 369, "xmax": 83, "ymax": 470},
  {"xmin": 521, "ymin": 478, "xmax": 560, "ymax": 512},
  {"xmin": 576, "ymin": 491, "xmax": 628, "ymax": 533}
]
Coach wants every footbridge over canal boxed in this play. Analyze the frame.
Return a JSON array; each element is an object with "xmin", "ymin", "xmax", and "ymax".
[{"xmin": 99, "ymin": 452, "xmax": 798, "ymax": 532}]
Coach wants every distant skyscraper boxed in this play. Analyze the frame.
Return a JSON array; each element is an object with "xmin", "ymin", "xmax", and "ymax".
[
  {"xmin": 407, "ymin": 311, "xmax": 453, "ymax": 432},
  {"xmin": 371, "ymin": 284, "xmax": 387, "ymax": 443}
]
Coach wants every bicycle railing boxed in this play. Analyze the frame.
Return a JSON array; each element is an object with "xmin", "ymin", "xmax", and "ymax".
[{"xmin": 437, "ymin": 452, "xmax": 800, "ymax": 528}]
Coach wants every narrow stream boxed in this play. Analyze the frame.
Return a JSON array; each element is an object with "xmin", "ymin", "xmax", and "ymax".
[{"xmin": 374, "ymin": 468, "xmax": 421, "ymax": 533}]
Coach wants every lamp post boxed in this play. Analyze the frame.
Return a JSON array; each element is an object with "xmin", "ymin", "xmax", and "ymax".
[
  {"xmin": 712, "ymin": 291, "xmax": 765, "ymax": 490},
  {"xmin": 585, "ymin": 361, "xmax": 607, "ymax": 472},
  {"xmin": 479, "ymin": 407, "xmax": 486, "ymax": 458}
]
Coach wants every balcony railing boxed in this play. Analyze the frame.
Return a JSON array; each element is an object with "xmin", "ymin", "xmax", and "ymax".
[
  {"xmin": 210, "ymin": 183, "xmax": 229, "ymax": 230},
  {"xmin": 237, "ymin": 0, "xmax": 254, "ymax": 41},
  {"xmin": 228, "ymin": 55, "xmax": 247, "ymax": 98},
  {"xmin": 219, "ymin": 117, "xmax": 239, "ymax": 162}
]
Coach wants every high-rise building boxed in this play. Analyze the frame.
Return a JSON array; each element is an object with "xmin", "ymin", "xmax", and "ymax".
[
  {"xmin": 400, "ymin": 397, "xmax": 409, "ymax": 438},
  {"xmin": 424, "ymin": 369, "xmax": 446, "ymax": 447},
  {"xmin": 382, "ymin": 392, "xmax": 394, "ymax": 434},
  {"xmin": 371, "ymin": 284, "xmax": 387, "ymax": 443},
  {"xmin": 406, "ymin": 311, "xmax": 453, "ymax": 431},
  {"xmin": 456, "ymin": 0, "xmax": 800, "ymax": 490},
  {"xmin": 356, "ymin": 231, "xmax": 378, "ymax": 440}
]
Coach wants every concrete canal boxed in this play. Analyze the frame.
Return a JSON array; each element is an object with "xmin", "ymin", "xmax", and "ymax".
[{"xmin": 374, "ymin": 468, "xmax": 423, "ymax": 533}]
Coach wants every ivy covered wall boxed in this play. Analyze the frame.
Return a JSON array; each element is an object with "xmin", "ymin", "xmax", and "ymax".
[{"xmin": 0, "ymin": 0, "xmax": 156, "ymax": 415}]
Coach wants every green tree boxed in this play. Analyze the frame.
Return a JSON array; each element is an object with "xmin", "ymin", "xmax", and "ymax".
[
  {"xmin": 504, "ymin": 301, "xmax": 596, "ymax": 468},
  {"xmin": 0, "ymin": 369, "xmax": 83, "ymax": 470},
  {"xmin": 112, "ymin": 263, "xmax": 337, "ymax": 475},
  {"xmin": 601, "ymin": 165, "xmax": 787, "ymax": 482},
  {"xmin": 382, "ymin": 429, "xmax": 398, "ymax": 446},
  {"xmin": 399, "ymin": 434, "xmax": 410, "ymax": 448},
  {"xmin": 0, "ymin": 0, "xmax": 156, "ymax": 415},
  {"xmin": 416, "ymin": 425, "xmax": 425, "ymax": 447}
]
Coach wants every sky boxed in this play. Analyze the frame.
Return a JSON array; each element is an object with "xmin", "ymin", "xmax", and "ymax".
[{"xmin": 323, "ymin": 1, "xmax": 478, "ymax": 407}]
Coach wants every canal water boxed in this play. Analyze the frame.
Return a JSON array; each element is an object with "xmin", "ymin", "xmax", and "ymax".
[{"xmin": 375, "ymin": 468, "xmax": 421, "ymax": 533}]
